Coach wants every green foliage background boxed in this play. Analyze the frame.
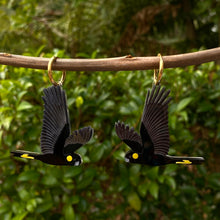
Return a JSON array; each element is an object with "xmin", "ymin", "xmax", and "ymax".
[{"xmin": 0, "ymin": 0, "xmax": 220, "ymax": 219}]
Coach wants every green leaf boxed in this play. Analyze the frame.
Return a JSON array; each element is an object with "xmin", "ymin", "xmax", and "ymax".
[
  {"xmin": 1, "ymin": 212, "xmax": 12, "ymax": 220},
  {"xmin": 177, "ymin": 97, "xmax": 193, "ymax": 112},
  {"xmin": 97, "ymin": 93, "xmax": 110, "ymax": 103},
  {"xmin": 117, "ymin": 176, "xmax": 129, "ymax": 192},
  {"xmin": 17, "ymin": 189, "xmax": 29, "ymax": 201},
  {"xmin": 144, "ymin": 167, "xmax": 159, "ymax": 180},
  {"xmin": 129, "ymin": 165, "xmax": 141, "ymax": 186},
  {"xmin": 102, "ymin": 100, "xmax": 115, "ymax": 110},
  {"xmin": 12, "ymin": 212, "xmax": 28, "ymax": 220},
  {"xmin": 2, "ymin": 116, "xmax": 13, "ymax": 130},
  {"xmin": 138, "ymin": 182, "xmax": 148, "ymax": 197},
  {"xmin": 64, "ymin": 166, "xmax": 82, "ymax": 178},
  {"xmin": 0, "ymin": 204, "xmax": 10, "ymax": 214},
  {"xmin": 26, "ymin": 199, "xmax": 37, "ymax": 212},
  {"xmin": 62, "ymin": 194, "xmax": 80, "ymax": 205},
  {"xmin": 35, "ymin": 45, "xmax": 46, "ymax": 56},
  {"xmin": 17, "ymin": 101, "xmax": 33, "ymax": 111},
  {"xmin": 158, "ymin": 175, "xmax": 165, "ymax": 183},
  {"xmin": 197, "ymin": 101, "xmax": 213, "ymax": 113},
  {"xmin": 165, "ymin": 176, "xmax": 176, "ymax": 190},
  {"xmin": 17, "ymin": 91, "xmax": 27, "ymax": 101},
  {"xmin": 63, "ymin": 205, "xmax": 75, "ymax": 220},
  {"xmin": 89, "ymin": 146, "xmax": 104, "ymax": 162},
  {"xmin": 18, "ymin": 170, "xmax": 40, "ymax": 182},
  {"xmin": 197, "ymin": 165, "xmax": 207, "ymax": 176},
  {"xmin": 36, "ymin": 201, "xmax": 53, "ymax": 214},
  {"xmin": 76, "ymin": 168, "xmax": 96, "ymax": 190},
  {"xmin": 181, "ymin": 185, "xmax": 197, "ymax": 196},
  {"xmin": 71, "ymin": 196, "xmax": 80, "ymax": 205},
  {"xmin": 41, "ymin": 174, "xmax": 58, "ymax": 186},
  {"xmin": 113, "ymin": 149, "xmax": 125, "ymax": 161},
  {"xmin": 23, "ymin": 82, "xmax": 32, "ymax": 90},
  {"xmin": 163, "ymin": 164, "xmax": 177, "ymax": 175},
  {"xmin": 67, "ymin": 97, "xmax": 75, "ymax": 106},
  {"xmin": 2, "ymin": 174, "xmax": 17, "ymax": 193},
  {"xmin": 149, "ymin": 182, "xmax": 159, "ymax": 199},
  {"xmin": 127, "ymin": 192, "xmax": 141, "ymax": 211},
  {"xmin": 129, "ymin": 164, "xmax": 141, "ymax": 176},
  {"xmin": 78, "ymin": 197, "xmax": 88, "ymax": 212},
  {"xmin": 119, "ymin": 106, "xmax": 131, "ymax": 115},
  {"xmin": 179, "ymin": 111, "xmax": 188, "ymax": 122},
  {"xmin": 0, "ymin": 106, "xmax": 11, "ymax": 114},
  {"xmin": 0, "ymin": 10, "xmax": 10, "ymax": 31},
  {"xmin": 169, "ymin": 115, "xmax": 177, "ymax": 129},
  {"xmin": 207, "ymin": 173, "xmax": 220, "ymax": 190}
]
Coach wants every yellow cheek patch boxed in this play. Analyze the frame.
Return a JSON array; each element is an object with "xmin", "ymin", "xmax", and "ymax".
[
  {"xmin": 21, "ymin": 154, "xmax": 34, "ymax": 159},
  {"xmin": 132, "ymin": 153, "xmax": 139, "ymax": 159},
  {"xmin": 176, "ymin": 160, "xmax": 192, "ymax": 165},
  {"xmin": 66, "ymin": 155, "xmax": 73, "ymax": 162}
]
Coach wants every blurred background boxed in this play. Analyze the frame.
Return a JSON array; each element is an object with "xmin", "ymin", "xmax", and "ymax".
[{"xmin": 0, "ymin": 0, "xmax": 220, "ymax": 219}]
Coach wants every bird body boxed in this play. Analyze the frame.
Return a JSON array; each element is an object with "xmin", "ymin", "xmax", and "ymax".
[
  {"xmin": 11, "ymin": 85, "xmax": 93, "ymax": 166},
  {"xmin": 124, "ymin": 150, "xmax": 204, "ymax": 165},
  {"xmin": 115, "ymin": 85, "xmax": 204, "ymax": 166},
  {"xmin": 11, "ymin": 150, "xmax": 82, "ymax": 166}
]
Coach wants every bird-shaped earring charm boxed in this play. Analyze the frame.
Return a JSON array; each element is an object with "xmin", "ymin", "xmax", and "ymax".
[
  {"xmin": 115, "ymin": 55, "xmax": 204, "ymax": 166},
  {"xmin": 11, "ymin": 56, "xmax": 93, "ymax": 166}
]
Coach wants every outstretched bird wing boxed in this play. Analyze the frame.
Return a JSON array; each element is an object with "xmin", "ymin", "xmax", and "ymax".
[
  {"xmin": 40, "ymin": 85, "xmax": 71, "ymax": 155},
  {"xmin": 141, "ymin": 85, "xmax": 172, "ymax": 155},
  {"xmin": 115, "ymin": 121, "xmax": 142, "ymax": 152},
  {"xmin": 63, "ymin": 126, "xmax": 94, "ymax": 153}
]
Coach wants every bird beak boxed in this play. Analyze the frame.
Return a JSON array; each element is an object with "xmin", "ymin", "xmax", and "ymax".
[
  {"xmin": 125, "ymin": 158, "xmax": 129, "ymax": 163},
  {"xmin": 74, "ymin": 161, "xmax": 80, "ymax": 166}
]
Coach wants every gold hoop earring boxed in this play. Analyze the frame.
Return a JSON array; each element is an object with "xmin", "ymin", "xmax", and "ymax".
[
  {"xmin": 48, "ymin": 56, "xmax": 66, "ymax": 86},
  {"xmin": 154, "ymin": 53, "xmax": 164, "ymax": 85}
]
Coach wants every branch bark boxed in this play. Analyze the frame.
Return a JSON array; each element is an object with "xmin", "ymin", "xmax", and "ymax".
[{"xmin": 0, "ymin": 47, "xmax": 220, "ymax": 71}]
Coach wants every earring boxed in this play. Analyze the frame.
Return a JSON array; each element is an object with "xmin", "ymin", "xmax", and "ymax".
[
  {"xmin": 115, "ymin": 54, "xmax": 204, "ymax": 166},
  {"xmin": 11, "ymin": 56, "xmax": 94, "ymax": 166}
]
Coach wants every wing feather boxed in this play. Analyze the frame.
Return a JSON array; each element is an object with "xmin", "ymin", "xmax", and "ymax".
[
  {"xmin": 141, "ymin": 85, "xmax": 171, "ymax": 155},
  {"xmin": 115, "ymin": 121, "xmax": 142, "ymax": 152},
  {"xmin": 64, "ymin": 126, "xmax": 94, "ymax": 152},
  {"xmin": 40, "ymin": 85, "xmax": 70, "ymax": 155}
]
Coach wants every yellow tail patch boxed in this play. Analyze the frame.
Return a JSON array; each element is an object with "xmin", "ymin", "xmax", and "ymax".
[
  {"xmin": 21, "ymin": 154, "xmax": 34, "ymax": 159},
  {"xmin": 176, "ymin": 160, "xmax": 192, "ymax": 165}
]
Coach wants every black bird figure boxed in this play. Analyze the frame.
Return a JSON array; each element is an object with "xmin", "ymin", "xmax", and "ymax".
[
  {"xmin": 115, "ymin": 85, "xmax": 204, "ymax": 166},
  {"xmin": 11, "ymin": 85, "xmax": 93, "ymax": 166}
]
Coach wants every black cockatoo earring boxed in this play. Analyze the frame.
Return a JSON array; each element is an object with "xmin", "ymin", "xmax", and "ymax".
[
  {"xmin": 115, "ymin": 54, "xmax": 204, "ymax": 166},
  {"xmin": 11, "ymin": 56, "xmax": 93, "ymax": 166}
]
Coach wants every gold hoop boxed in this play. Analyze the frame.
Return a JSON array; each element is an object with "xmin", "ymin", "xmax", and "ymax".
[
  {"xmin": 48, "ymin": 56, "xmax": 66, "ymax": 86},
  {"xmin": 154, "ymin": 53, "xmax": 164, "ymax": 85}
]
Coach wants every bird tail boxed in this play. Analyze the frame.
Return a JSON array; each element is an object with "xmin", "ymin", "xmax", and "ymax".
[
  {"xmin": 166, "ymin": 155, "xmax": 205, "ymax": 165},
  {"xmin": 11, "ymin": 150, "xmax": 40, "ymax": 160}
]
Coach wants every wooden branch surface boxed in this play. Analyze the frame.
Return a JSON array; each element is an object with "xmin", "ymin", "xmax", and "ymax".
[{"xmin": 0, "ymin": 47, "xmax": 220, "ymax": 71}]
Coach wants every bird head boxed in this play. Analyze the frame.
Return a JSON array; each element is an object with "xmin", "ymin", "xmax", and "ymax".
[
  {"xmin": 125, "ymin": 150, "xmax": 142, "ymax": 164},
  {"xmin": 64, "ymin": 153, "xmax": 82, "ymax": 166}
]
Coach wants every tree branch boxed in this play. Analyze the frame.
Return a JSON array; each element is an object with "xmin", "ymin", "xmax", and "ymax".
[{"xmin": 0, "ymin": 47, "xmax": 220, "ymax": 71}]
